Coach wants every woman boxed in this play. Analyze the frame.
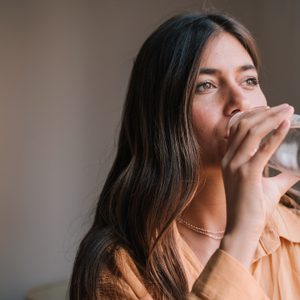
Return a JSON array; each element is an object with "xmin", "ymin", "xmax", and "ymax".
[{"xmin": 70, "ymin": 13, "xmax": 300, "ymax": 299}]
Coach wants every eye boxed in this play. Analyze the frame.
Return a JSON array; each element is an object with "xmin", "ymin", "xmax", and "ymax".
[
  {"xmin": 244, "ymin": 77, "xmax": 259, "ymax": 87},
  {"xmin": 195, "ymin": 81, "xmax": 216, "ymax": 93}
]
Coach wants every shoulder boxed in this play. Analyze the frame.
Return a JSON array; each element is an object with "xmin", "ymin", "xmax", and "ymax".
[{"xmin": 97, "ymin": 247, "xmax": 151, "ymax": 299}]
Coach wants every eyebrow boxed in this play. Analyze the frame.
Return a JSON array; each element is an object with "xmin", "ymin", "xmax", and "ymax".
[
  {"xmin": 239, "ymin": 64, "xmax": 256, "ymax": 72},
  {"xmin": 199, "ymin": 64, "xmax": 256, "ymax": 75}
]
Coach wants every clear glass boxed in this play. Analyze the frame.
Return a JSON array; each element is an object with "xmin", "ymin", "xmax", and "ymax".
[
  {"xmin": 268, "ymin": 114, "xmax": 300, "ymax": 176},
  {"xmin": 228, "ymin": 113, "xmax": 300, "ymax": 198}
]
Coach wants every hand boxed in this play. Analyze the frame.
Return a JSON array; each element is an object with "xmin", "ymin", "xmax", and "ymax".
[{"xmin": 221, "ymin": 104, "xmax": 298, "ymax": 236}]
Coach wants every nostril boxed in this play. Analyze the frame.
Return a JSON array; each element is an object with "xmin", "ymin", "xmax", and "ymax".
[
  {"xmin": 226, "ymin": 111, "xmax": 245, "ymax": 134},
  {"xmin": 230, "ymin": 109, "xmax": 241, "ymax": 117}
]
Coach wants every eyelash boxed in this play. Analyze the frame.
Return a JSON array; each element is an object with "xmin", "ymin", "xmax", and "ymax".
[
  {"xmin": 195, "ymin": 81, "xmax": 215, "ymax": 93},
  {"xmin": 195, "ymin": 77, "xmax": 259, "ymax": 94},
  {"xmin": 245, "ymin": 77, "xmax": 259, "ymax": 86}
]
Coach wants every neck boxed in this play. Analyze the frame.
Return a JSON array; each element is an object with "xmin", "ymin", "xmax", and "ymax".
[{"xmin": 181, "ymin": 168, "xmax": 227, "ymax": 231}]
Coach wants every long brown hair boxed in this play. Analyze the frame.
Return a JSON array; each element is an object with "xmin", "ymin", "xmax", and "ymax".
[{"xmin": 70, "ymin": 12, "xmax": 259, "ymax": 299}]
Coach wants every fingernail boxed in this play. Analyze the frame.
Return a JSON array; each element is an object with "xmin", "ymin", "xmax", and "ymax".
[
  {"xmin": 278, "ymin": 103, "xmax": 289, "ymax": 109},
  {"xmin": 279, "ymin": 104, "xmax": 292, "ymax": 112}
]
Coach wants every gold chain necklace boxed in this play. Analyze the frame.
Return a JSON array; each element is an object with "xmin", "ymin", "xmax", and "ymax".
[{"xmin": 177, "ymin": 217, "xmax": 225, "ymax": 240}]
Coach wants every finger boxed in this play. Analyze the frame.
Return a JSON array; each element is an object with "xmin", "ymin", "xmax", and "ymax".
[
  {"xmin": 224, "ymin": 106, "xmax": 280, "ymax": 166},
  {"xmin": 223, "ymin": 105, "xmax": 293, "ymax": 168},
  {"xmin": 227, "ymin": 106, "xmax": 270, "ymax": 147},
  {"xmin": 227, "ymin": 106, "xmax": 270, "ymax": 138},
  {"xmin": 270, "ymin": 171, "xmax": 300, "ymax": 197},
  {"xmin": 223, "ymin": 109, "xmax": 268, "ymax": 167},
  {"xmin": 227, "ymin": 104, "xmax": 290, "ymax": 153},
  {"xmin": 250, "ymin": 119, "xmax": 291, "ymax": 169},
  {"xmin": 226, "ymin": 106, "xmax": 269, "ymax": 137}
]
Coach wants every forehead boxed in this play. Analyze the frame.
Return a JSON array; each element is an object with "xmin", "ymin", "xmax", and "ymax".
[{"xmin": 199, "ymin": 32, "xmax": 254, "ymax": 69}]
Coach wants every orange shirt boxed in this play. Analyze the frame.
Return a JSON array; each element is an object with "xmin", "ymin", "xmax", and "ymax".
[{"xmin": 97, "ymin": 199, "xmax": 300, "ymax": 299}]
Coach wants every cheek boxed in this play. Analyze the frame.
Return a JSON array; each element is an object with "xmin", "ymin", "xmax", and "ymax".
[
  {"xmin": 192, "ymin": 104, "xmax": 227, "ymax": 165},
  {"xmin": 251, "ymin": 89, "xmax": 267, "ymax": 107},
  {"xmin": 192, "ymin": 105, "xmax": 216, "ymax": 142}
]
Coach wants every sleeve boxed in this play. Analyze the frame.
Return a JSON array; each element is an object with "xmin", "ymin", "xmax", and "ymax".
[
  {"xmin": 186, "ymin": 248, "xmax": 270, "ymax": 300},
  {"xmin": 97, "ymin": 248, "xmax": 270, "ymax": 299},
  {"xmin": 96, "ymin": 272, "xmax": 143, "ymax": 300},
  {"xmin": 96, "ymin": 249, "xmax": 153, "ymax": 300}
]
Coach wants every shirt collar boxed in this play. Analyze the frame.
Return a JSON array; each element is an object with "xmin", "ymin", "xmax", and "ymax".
[{"xmin": 253, "ymin": 195, "xmax": 300, "ymax": 263}]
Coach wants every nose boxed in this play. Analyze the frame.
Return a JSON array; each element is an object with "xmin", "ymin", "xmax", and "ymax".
[{"xmin": 223, "ymin": 84, "xmax": 250, "ymax": 117}]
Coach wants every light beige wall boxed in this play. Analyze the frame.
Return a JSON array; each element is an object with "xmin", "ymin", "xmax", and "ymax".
[{"xmin": 0, "ymin": 1, "xmax": 298, "ymax": 299}]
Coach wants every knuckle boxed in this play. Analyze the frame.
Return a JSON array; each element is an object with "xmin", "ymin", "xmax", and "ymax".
[
  {"xmin": 237, "ymin": 165, "xmax": 249, "ymax": 178},
  {"xmin": 227, "ymin": 161, "xmax": 238, "ymax": 173},
  {"xmin": 248, "ymin": 126, "xmax": 259, "ymax": 136},
  {"xmin": 221, "ymin": 157, "xmax": 227, "ymax": 170},
  {"xmin": 237, "ymin": 119, "xmax": 249, "ymax": 130}
]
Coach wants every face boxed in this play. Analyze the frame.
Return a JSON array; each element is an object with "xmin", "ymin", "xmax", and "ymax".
[{"xmin": 192, "ymin": 32, "xmax": 267, "ymax": 169}]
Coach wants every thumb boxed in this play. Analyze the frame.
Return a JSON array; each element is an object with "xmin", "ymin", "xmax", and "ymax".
[{"xmin": 272, "ymin": 172, "xmax": 300, "ymax": 196}]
